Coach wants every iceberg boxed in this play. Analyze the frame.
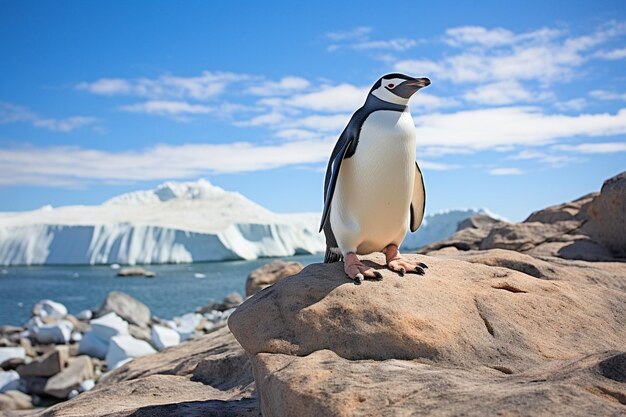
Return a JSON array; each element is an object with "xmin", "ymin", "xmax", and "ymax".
[{"xmin": 0, "ymin": 179, "xmax": 324, "ymax": 266}]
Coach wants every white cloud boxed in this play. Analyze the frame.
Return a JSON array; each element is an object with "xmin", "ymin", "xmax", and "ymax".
[
  {"xmin": 463, "ymin": 80, "xmax": 535, "ymax": 105},
  {"xmin": 595, "ymin": 47, "xmax": 626, "ymax": 60},
  {"xmin": 352, "ymin": 38, "xmax": 417, "ymax": 52},
  {"xmin": 248, "ymin": 76, "xmax": 310, "ymax": 96},
  {"xmin": 418, "ymin": 160, "xmax": 461, "ymax": 171},
  {"xmin": 325, "ymin": 27, "xmax": 371, "ymax": 41},
  {"xmin": 445, "ymin": 26, "xmax": 517, "ymax": 47},
  {"xmin": 0, "ymin": 102, "xmax": 98, "ymax": 132},
  {"xmin": 554, "ymin": 142, "xmax": 626, "ymax": 153},
  {"xmin": 119, "ymin": 100, "xmax": 214, "ymax": 117},
  {"xmin": 414, "ymin": 107, "xmax": 626, "ymax": 149},
  {"xmin": 590, "ymin": 90, "xmax": 626, "ymax": 101},
  {"xmin": 508, "ymin": 149, "xmax": 582, "ymax": 167},
  {"xmin": 78, "ymin": 71, "xmax": 248, "ymax": 100},
  {"xmin": 488, "ymin": 167, "xmax": 524, "ymax": 175},
  {"xmin": 554, "ymin": 98, "xmax": 587, "ymax": 111},
  {"xmin": 279, "ymin": 83, "xmax": 368, "ymax": 112}
]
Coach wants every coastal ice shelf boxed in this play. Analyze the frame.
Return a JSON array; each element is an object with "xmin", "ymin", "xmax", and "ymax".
[{"xmin": 0, "ymin": 180, "xmax": 324, "ymax": 266}]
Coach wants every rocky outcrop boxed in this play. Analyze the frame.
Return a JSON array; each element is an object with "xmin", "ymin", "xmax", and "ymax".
[
  {"xmin": 39, "ymin": 326, "xmax": 258, "ymax": 416},
  {"xmin": 96, "ymin": 291, "xmax": 151, "ymax": 328},
  {"xmin": 246, "ymin": 260, "xmax": 303, "ymax": 297},
  {"xmin": 229, "ymin": 252, "xmax": 626, "ymax": 416},
  {"xmin": 419, "ymin": 171, "xmax": 626, "ymax": 261}
]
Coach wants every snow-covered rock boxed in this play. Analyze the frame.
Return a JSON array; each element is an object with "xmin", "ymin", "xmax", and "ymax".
[
  {"xmin": 0, "ymin": 348, "xmax": 25, "ymax": 365},
  {"xmin": 0, "ymin": 179, "xmax": 324, "ymax": 266},
  {"xmin": 106, "ymin": 335, "xmax": 156, "ymax": 370},
  {"xmin": 174, "ymin": 313, "xmax": 202, "ymax": 341},
  {"xmin": 0, "ymin": 371, "xmax": 20, "ymax": 393},
  {"xmin": 32, "ymin": 320, "xmax": 73, "ymax": 344},
  {"xmin": 151, "ymin": 325, "xmax": 180, "ymax": 351},
  {"xmin": 77, "ymin": 331, "xmax": 108, "ymax": 360},
  {"xmin": 401, "ymin": 209, "xmax": 503, "ymax": 250},
  {"xmin": 75, "ymin": 310, "xmax": 93, "ymax": 321},
  {"xmin": 79, "ymin": 379, "xmax": 95, "ymax": 392},
  {"xmin": 32, "ymin": 300, "xmax": 67, "ymax": 321},
  {"xmin": 89, "ymin": 312, "xmax": 129, "ymax": 341}
]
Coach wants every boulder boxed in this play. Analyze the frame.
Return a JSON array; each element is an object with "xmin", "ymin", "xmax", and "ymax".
[
  {"xmin": 105, "ymin": 335, "xmax": 156, "ymax": 370},
  {"xmin": 222, "ymin": 292, "xmax": 244, "ymax": 310},
  {"xmin": 17, "ymin": 346, "xmax": 68, "ymax": 378},
  {"xmin": 41, "ymin": 327, "xmax": 258, "ymax": 416},
  {"xmin": 96, "ymin": 291, "xmax": 151, "ymax": 328},
  {"xmin": 151, "ymin": 325, "xmax": 180, "ymax": 351},
  {"xmin": 583, "ymin": 171, "xmax": 626, "ymax": 256},
  {"xmin": 0, "ymin": 389, "xmax": 32, "ymax": 411},
  {"xmin": 246, "ymin": 260, "xmax": 304, "ymax": 297},
  {"xmin": 89, "ymin": 312, "xmax": 129, "ymax": 341},
  {"xmin": 174, "ymin": 313, "xmax": 203, "ymax": 341},
  {"xmin": 229, "ymin": 253, "xmax": 626, "ymax": 416},
  {"xmin": 116, "ymin": 267, "xmax": 156, "ymax": 277},
  {"xmin": 43, "ymin": 356, "xmax": 94, "ymax": 399},
  {"xmin": 456, "ymin": 213, "xmax": 504, "ymax": 231},
  {"xmin": 0, "ymin": 348, "xmax": 25, "ymax": 367},
  {"xmin": 32, "ymin": 300, "xmax": 68, "ymax": 321},
  {"xmin": 0, "ymin": 371, "xmax": 20, "ymax": 393},
  {"xmin": 31, "ymin": 320, "xmax": 73, "ymax": 345},
  {"xmin": 75, "ymin": 309, "xmax": 93, "ymax": 321},
  {"xmin": 524, "ymin": 192, "xmax": 596, "ymax": 223},
  {"xmin": 77, "ymin": 331, "xmax": 108, "ymax": 360}
]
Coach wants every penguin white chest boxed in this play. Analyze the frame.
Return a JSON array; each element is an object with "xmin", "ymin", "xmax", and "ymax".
[{"xmin": 331, "ymin": 110, "xmax": 416, "ymax": 254}]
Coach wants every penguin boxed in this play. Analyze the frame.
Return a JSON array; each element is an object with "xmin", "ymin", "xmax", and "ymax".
[{"xmin": 320, "ymin": 73, "xmax": 430, "ymax": 284}]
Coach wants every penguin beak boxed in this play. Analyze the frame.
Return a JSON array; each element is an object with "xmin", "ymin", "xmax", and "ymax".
[
  {"xmin": 408, "ymin": 77, "xmax": 431, "ymax": 88},
  {"xmin": 393, "ymin": 77, "xmax": 431, "ymax": 98}
]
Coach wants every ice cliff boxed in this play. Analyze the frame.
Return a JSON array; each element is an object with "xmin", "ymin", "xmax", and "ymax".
[{"xmin": 0, "ymin": 180, "xmax": 323, "ymax": 266}]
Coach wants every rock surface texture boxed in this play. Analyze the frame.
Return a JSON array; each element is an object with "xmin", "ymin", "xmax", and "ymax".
[{"xmin": 245, "ymin": 260, "xmax": 304, "ymax": 297}]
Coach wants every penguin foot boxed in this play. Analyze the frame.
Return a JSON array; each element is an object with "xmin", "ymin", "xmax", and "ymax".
[
  {"xmin": 384, "ymin": 244, "xmax": 427, "ymax": 277},
  {"xmin": 344, "ymin": 252, "xmax": 383, "ymax": 284}
]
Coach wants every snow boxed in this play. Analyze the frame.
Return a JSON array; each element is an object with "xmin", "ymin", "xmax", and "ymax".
[
  {"xmin": 106, "ymin": 335, "xmax": 156, "ymax": 370},
  {"xmin": 0, "ymin": 179, "xmax": 324, "ymax": 266},
  {"xmin": 32, "ymin": 320, "xmax": 73, "ymax": 345},
  {"xmin": 0, "ymin": 347, "xmax": 25, "ymax": 365},
  {"xmin": 151, "ymin": 325, "xmax": 181, "ymax": 351},
  {"xmin": 0, "ymin": 370, "xmax": 20, "ymax": 393}
]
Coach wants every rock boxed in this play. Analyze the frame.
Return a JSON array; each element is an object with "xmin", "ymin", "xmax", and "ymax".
[
  {"xmin": 96, "ymin": 291, "xmax": 151, "ymax": 328},
  {"xmin": 0, "ymin": 357, "xmax": 26, "ymax": 371},
  {"xmin": 32, "ymin": 300, "xmax": 67, "ymax": 321},
  {"xmin": 583, "ymin": 171, "xmax": 626, "ymax": 256},
  {"xmin": 105, "ymin": 335, "xmax": 156, "ymax": 370},
  {"xmin": 43, "ymin": 356, "xmax": 94, "ymax": 399},
  {"xmin": 76, "ymin": 331, "xmax": 108, "ymax": 360},
  {"xmin": 75, "ymin": 310, "xmax": 93, "ymax": 321},
  {"xmin": 246, "ymin": 260, "xmax": 304, "ymax": 297},
  {"xmin": 41, "ymin": 327, "xmax": 258, "ymax": 416},
  {"xmin": 0, "ymin": 348, "xmax": 25, "ymax": 367},
  {"xmin": 0, "ymin": 389, "xmax": 32, "ymax": 411},
  {"xmin": 222, "ymin": 292, "xmax": 244, "ymax": 309},
  {"xmin": 417, "ymin": 225, "xmax": 503, "ymax": 253},
  {"xmin": 89, "ymin": 312, "xmax": 129, "ymax": 341},
  {"xmin": 128, "ymin": 324, "xmax": 151, "ymax": 344},
  {"xmin": 22, "ymin": 376, "xmax": 47, "ymax": 396},
  {"xmin": 174, "ymin": 313, "xmax": 202, "ymax": 341},
  {"xmin": 229, "ymin": 253, "xmax": 626, "ymax": 416},
  {"xmin": 151, "ymin": 325, "xmax": 180, "ymax": 351},
  {"xmin": 31, "ymin": 320, "xmax": 73, "ymax": 345},
  {"xmin": 480, "ymin": 221, "xmax": 580, "ymax": 252},
  {"xmin": 79, "ymin": 379, "xmax": 95, "ymax": 392},
  {"xmin": 16, "ymin": 346, "xmax": 68, "ymax": 378},
  {"xmin": 0, "ymin": 371, "xmax": 21, "ymax": 393},
  {"xmin": 456, "ymin": 213, "xmax": 504, "ymax": 231},
  {"xmin": 524, "ymin": 192, "xmax": 596, "ymax": 223},
  {"xmin": 116, "ymin": 267, "xmax": 156, "ymax": 278}
]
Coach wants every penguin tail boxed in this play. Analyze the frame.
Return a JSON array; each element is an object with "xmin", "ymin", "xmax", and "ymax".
[{"xmin": 324, "ymin": 247, "xmax": 342, "ymax": 263}]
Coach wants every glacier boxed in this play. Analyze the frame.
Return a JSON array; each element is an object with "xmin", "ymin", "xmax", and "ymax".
[{"xmin": 0, "ymin": 180, "xmax": 324, "ymax": 266}]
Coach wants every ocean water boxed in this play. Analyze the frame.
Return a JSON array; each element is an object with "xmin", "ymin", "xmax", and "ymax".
[{"xmin": 0, "ymin": 254, "xmax": 323, "ymax": 327}]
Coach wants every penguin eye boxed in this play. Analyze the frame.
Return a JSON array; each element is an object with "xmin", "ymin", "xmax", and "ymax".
[{"xmin": 388, "ymin": 83, "xmax": 395, "ymax": 88}]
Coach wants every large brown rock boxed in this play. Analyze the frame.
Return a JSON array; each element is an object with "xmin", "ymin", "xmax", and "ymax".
[
  {"xmin": 43, "ymin": 356, "xmax": 94, "ymax": 399},
  {"xmin": 245, "ymin": 260, "xmax": 303, "ymax": 297},
  {"xmin": 96, "ymin": 291, "xmax": 151, "ymax": 328},
  {"xmin": 38, "ymin": 326, "xmax": 259, "ymax": 416},
  {"xmin": 0, "ymin": 390, "xmax": 33, "ymax": 411},
  {"xmin": 583, "ymin": 171, "xmax": 626, "ymax": 256},
  {"xmin": 17, "ymin": 346, "xmax": 68, "ymax": 378},
  {"xmin": 229, "ymin": 253, "xmax": 626, "ymax": 416}
]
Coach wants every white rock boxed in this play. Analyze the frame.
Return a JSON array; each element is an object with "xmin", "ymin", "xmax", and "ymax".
[
  {"xmin": 71, "ymin": 331, "xmax": 83, "ymax": 343},
  {"xmin": 193, "ymin": 273, "xmax": 205, "ymax": 278},
  {"xmin": 77, "ymin": 331, "xmax": 109, "ymax": 359},
  {"xmin": 68, "ymin": 389, "xmax": 79, "ymax": 399},
  {"xmin": 90, "ymin": 312, "xmax": 129, "ymax": 341},
  {"xmin": 110, "ymin": 263, "xmax": 121, "ymax": 270},
  {"xmin": 76, "ymin": 309, "xmax": 93, "ymax": 321},
  {"xmin": 0, "ymin": 370, "xmax": 21, "ymax": 393},
  {"xmin": 106, "ymin": 335, "xmax": 156, "ymax": 370},
  {"xmin": 151, "ymin": 325, "xmax": 180, "ymax": 351},
  {"xmin": 34, "ymin": 300, "xmax": 68, "ymax": 320},
  {"xmin": 33, "ymin": 320, "xmax": 73, "ymax": 344},
  {"xmin": 174, "ymin": 313, "xmax": 202, "ymax": 341},
  {"xmin": 79, "ymin": 379, "xmax": 95, "ymax": 392},
  {"xmin": 202, "ymin": 310, "xmax": 222, "ymax": 322},
  {"xmin": 0, "ymin": 347, "xmax": 25, "ymax": 364},
  {"xmin": 221, "ymin": 307, "xmax": 236, "ymax": 320}
]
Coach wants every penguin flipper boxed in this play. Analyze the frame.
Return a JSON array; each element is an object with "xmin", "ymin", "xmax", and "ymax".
[
  {"xmin": 319, "ymin": 135, "xmax": 354, "ymax": 232},
  {"xmin": 409, "ymin": 161, "xmax": 426, "ymax": 233}
]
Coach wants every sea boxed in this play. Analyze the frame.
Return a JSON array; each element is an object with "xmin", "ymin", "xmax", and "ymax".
[{"xmin": 0, "ymin": 254, "xmax": 323, "ymax": 327}]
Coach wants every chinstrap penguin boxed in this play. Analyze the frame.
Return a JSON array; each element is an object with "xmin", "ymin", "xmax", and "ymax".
[{"xmin": 320, "ymin": 73, "xmax": 430, "ymax": 284}]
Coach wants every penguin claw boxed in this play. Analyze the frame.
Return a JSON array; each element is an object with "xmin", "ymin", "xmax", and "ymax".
[
  {"xmin": 418, "ymin": 262, "xmax": 428, "ymax": 269},
  {"xmin": 398, "ymin": 267, "xmax": 406, "ymax": 277},
  {"xmin": 415, "ymin": 266, "xmax": 425, "ymax": 275},
  {"xmin": 354, "ymin": 273, "xmax": 364, "ymax": 285},
  {"xmin": 373, "ymin": 270, "xmax": 383, "ymax": 280}
]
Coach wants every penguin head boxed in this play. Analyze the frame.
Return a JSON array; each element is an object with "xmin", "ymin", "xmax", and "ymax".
[{"xmin": 369, "ymin": 73, "xmax": 431, "ymax": 105}]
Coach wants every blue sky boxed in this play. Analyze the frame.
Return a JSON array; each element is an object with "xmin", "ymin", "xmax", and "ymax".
[{"xmin": 1, "ymin": 0, "xmax": 625, "ymax": 221}]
